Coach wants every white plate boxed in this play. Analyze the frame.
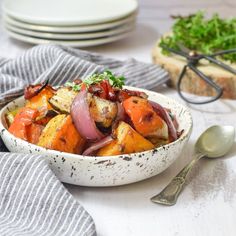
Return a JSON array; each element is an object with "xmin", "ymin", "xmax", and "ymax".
[
  {"xmin": 3, "ymin": 0, "xmax": 138, "ymax": 26},
  {"xmin": 6, "ymin": 29, "xmax": 133, "ymax": 47},
  {"xmin": 0, "ymin": 87, "xmax": 192, "ymax": 186},
  {"xmin": 4, "ymin": 13, "xmax": 137, "ymax": 33},
  {"xmin": 5, "ymin": 22, "xmax": 135, "ymax": 40}
]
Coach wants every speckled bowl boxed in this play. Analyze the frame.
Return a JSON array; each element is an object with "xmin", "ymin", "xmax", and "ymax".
[{"xmin": 0, "ymin": 87, "xmax": 192, "ymax": 187}]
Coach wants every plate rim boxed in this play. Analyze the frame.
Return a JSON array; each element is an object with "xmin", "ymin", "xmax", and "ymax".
[
  {"xmin": 3, "ymin": 13, "xmax": 137, "ymax": 33},
  {"xmin": 4, "ymin": 21, "xmax": 135, "ymax": 40},
  {"xmin": 3, "ymin": 0, "xmax": 138, "ymax": 26},
  {"xmin": 5, "ymin": 29, "xmax": 133, "ymax": 47}
]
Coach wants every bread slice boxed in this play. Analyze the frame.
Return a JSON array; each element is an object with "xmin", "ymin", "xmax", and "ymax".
[{"xmin": 152, "ymin": 43, "xmax": 236, "ymax": 99}]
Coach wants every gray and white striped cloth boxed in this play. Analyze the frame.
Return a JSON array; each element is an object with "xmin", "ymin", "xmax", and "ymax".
[
  {"xmin": 0, "ymin": 153, "xmax": 96, "ymax": 236},
  {"xmin": 0, "ymin": 44, "xmax": 169, "ymax": 236}
]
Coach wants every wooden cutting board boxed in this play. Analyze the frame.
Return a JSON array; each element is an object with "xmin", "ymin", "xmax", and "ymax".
[{"xmin": 152, "ymin": 44, "xmax": 236, "ymax": 99}]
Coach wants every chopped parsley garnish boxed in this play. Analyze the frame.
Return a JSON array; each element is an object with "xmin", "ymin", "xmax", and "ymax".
[
  {"xmin": 65, "ymin": 70, "xmax": 125, "ymax": 91},
  {"xmin": 160, "ymin": 11, "xmax": 236, "ymax": 62}
]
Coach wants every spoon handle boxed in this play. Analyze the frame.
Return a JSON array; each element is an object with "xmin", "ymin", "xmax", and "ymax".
[{"xmin": 151, "ymin": 153, "xmax": 204, "ymax": 205}]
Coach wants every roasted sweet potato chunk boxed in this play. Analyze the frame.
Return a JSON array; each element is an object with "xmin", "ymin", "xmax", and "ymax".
[
  {"xmin": 26, "ymin": 123, "xmax": 44, "ymax": 144},
  {"xmin": 26, "ymin": 86, "xmax": 55, "ymax": 112},
  {"xmin": 38, "ymin": 114, "xmax": 84, "ymax": 154},
  {"xmin": 97, "ymin": 121, "xmax": 154, "ymax": 156},
  {"xmin": 8, "ymin": 107, "xmax": 43, "ymax": 144},
  {"xmin": 123, "ymin": 96, "xmax": 168, "ymax": 140}
]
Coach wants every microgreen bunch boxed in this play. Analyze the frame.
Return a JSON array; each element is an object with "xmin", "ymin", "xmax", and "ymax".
[{"xmin": 160, "ymin": 11, "xmax": 236, "ymax": 62}]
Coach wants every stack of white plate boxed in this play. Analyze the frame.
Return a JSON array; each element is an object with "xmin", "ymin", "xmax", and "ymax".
[{"xmin": 2, "ymin": 0, "xmax": 138, "ymax": 47}]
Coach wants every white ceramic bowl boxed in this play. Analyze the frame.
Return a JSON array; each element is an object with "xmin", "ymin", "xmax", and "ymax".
[{"xmin": 0, "ymin": 87, "xmax": 192, "ymax": 187}]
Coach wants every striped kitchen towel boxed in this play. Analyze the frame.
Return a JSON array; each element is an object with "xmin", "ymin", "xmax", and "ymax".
[
  {"xmin": 0, "ymin": 153, "xmax": 96, "ymax": 236},
  {"xmin": 0, "ymin": 44, "xmax": 169, "ymax": 235}
]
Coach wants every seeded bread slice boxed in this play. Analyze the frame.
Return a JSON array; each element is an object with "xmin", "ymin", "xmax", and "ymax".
[{"xmin": 152, "ymin": 43, "xmax": 236, "ymax": 99}]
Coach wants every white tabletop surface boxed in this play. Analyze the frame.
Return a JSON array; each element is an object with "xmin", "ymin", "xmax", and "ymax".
[{"xmin": 1, "ymin": 1, "xmax": 236, "ymax": 236}]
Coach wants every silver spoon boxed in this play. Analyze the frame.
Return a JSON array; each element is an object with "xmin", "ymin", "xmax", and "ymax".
[{"xmin": 151, "ymin": 125, "xmax": 235, "ymax": 206}]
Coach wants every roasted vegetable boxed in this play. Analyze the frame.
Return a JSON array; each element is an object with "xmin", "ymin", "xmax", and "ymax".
[
  {"xmin": 117, "ymin": 89, "xmax": 148, "ymax": 102},
  {"xmin": 82, "ymin": 136, "xmax": 114, "ymax": 156},
  {"xmin": 97, "ymin": 121, "xmax": 154, "ymax": 156},
  {"xmin": 123, "ymin": 96, "xmax": 168, "ymax": 141},
  {"xmin": 8, "ymin": 107, "xmax": 42, "ymax": 143},
  {"xmin": 88, "ymin": 93, "xmax": 118, "ymax": 128},
  {"xmin": 35, "ymin": 110, "xmax": 58, "ymax": 126},
  {"xmin": 49, "ymin": 87, "xmax": 78, "ymax": 113},
  {"xmin": 26, "ymin": 123, "xmax": 44, "ymax": 144},
  {"xmin": 25, "ymin": 86, "xmax": 55, "ymax": 112},
  {"xmin": 150, "ymin": 101, "xmax": 178, "ymax": 142},
  {"xmin": 5, "ymin": 108, "xmax": 20, "ymax": 127},
  {"xmin": 7, "ymin": 70, "xmax": 180, "ymax": 157},
  {"xmin": 24, "ymin": 80, "xmax": 49, "ymax": 99},
  {"xmin": 71, "ymin": 90, "xmax": 105, "ymax": 141},
  {"xmin": 37, "ymin": 114, "xmax": 84, "ymax": 154}
]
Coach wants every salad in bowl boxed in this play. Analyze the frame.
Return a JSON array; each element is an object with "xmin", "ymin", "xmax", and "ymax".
[
  {"xmin": 6, "ymin": 71, "xmax": 181, "ymax": 157},
  {"xmin": 0, "ymin": 71, "xmax": 192, "ymax": 186}
]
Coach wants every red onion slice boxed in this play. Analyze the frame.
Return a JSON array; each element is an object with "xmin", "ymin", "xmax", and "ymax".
[
  {"xmin": 82, "ymin": 135, "xmax": 114, "ymax": 156},
  {"xmin": 170, "ymin": 114, "xmax": 179, "ymax": 130},
  {"xmin": 115, "ymin": 102, "xmax": 125, "ymax": 123},
  {"xmin": 71, "ymin": 90, "xmax": 104, "ymax": 141},
  {"xmin": 111, "ymin": 102, "xmax": 126, "ymax": 133},
  {"xmin": 149, "ymin": 101, "xmax": 178, "ymax": 141}
]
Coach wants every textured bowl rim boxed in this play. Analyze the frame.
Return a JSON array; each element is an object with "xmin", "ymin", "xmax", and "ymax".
[{"xmin": 0, "ymin": 86, "xmax": 193, "ymax": 161}]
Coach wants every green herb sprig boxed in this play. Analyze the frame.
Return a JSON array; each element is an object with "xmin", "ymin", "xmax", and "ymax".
[
  {"xmin": 65, "ymin": 82, "xmax": 81, "ymax": 91},
  {"xmin": 65, "ymin": 70, "xmax": 125, "ymax": 91},
  {"xmin": 160, "ymin": 11, "xmax": 236, "ymax": 62}
]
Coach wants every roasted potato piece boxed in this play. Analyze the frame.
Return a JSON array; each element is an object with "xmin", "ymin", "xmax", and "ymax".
[
  {"xmin": 25, "ymin": 86, "xmax": 55, "ymax": 112},
  {"xmin": 49, "ymin": 87, "xmax": 78, "ymax": 113},
  {"xmin": 123, "ymin": 96, "xmax": 168, "ymax": 140},
  {"xmin": 38, "ymin": 114, "xmax": 84, "ymax": 154},
  {"xmin": 88, "ymin": 93, "xmax": 118, "ymax": 128},
  {"xmin": 97, "ymin": 121, "xmax": 154, "ymax": 156}
]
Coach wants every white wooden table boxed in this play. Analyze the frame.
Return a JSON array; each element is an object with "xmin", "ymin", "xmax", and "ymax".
[{"xmin": 1, "ymin": 1, "xmax": 236, "ymax": 235}]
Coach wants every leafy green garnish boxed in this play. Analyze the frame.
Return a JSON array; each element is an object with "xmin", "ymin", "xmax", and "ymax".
[
  {"xmin": 65, "ymin": 70, "xmax": 125, "ymax": 91},
  {"xmin": 65, "ymin": 82, "xmax": 81, "ymax": 91},
  {"xmin": 160, "ymin": 11, "xmax": 236, "ymax": 62},
  {"xmin": 104, "ymin": 70, "xmax": 125, "ymax": 88}
]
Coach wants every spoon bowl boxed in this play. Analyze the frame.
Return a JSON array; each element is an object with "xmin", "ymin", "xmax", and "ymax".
[{"xmin": 196, "ymin": 125, "xmax": 235, "ymax": 158}]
